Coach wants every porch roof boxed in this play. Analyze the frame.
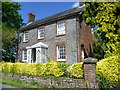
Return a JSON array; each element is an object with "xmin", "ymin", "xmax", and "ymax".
[{"xmin": 26, "ymin": 42, "xmax": 48, "ymax": 49}]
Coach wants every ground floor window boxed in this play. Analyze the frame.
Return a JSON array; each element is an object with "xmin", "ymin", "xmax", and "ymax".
[
  {"xmin": 22, "ymin": 50, "xmax": 27, "ymax": 61},
  {"xmin": 57, "ymin": 45, "xmax": 66, "ymax": 61}
]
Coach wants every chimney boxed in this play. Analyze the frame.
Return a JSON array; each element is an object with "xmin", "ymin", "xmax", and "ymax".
[{"xmin": 28, "ymin": 12, "xmax": 35, "ymax": 23}]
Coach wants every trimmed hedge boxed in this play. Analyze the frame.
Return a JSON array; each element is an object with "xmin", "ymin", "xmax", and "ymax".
[
  {"xmin": 96, "ymin": 56, "xmax": 119, "ymax": 81},
  {"xmin": 2, "ymin": 61, "xmax": 84, "ymax": 78},
  {"xmin": 67, "ymin": 62, "xmax": 83, "ymax": 78},
  {"xmin": 2, "ymin": 61, "xmax": 69, "ymax": 77},
  {"xmin": 2, "ymin": 55, "xmax": 119, "ymax": 81}
]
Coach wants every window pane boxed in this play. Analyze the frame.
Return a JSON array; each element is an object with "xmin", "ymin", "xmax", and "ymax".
[
  {"xmin": 38, "ymin": 27, "xmax": 44, "ymax": 39},
  {"xmin": 57, "ymin": 45, "xmax": 66, "ymax": 60},
  {"xmin": 57, "ymin": 21, "xmax": 65, "ymax": 35},
  {"xmin": 24, "ymin": 31, "xmax": 28, "ymax": 42},
  {"xmin": 24, "ymin": 50, "xmax": 27, "ymax": 60}
]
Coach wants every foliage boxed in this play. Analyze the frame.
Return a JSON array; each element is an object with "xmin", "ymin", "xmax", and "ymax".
[
  {"xmin": 96, "ymin": 74, "xmax": 118, "ymax": 89},
  {"xmin": 2, "ymin": 61, "xmax": 83, "ymax": 78},
  {"xmin": 56, "ymin": 62, "xmax": 69, "ymax": 73},
  {"xmin": 2, "ymin": 24, "xmax": 16, "ymax": 62},
  {"xmin": 92, "ymin": 39, "xmax": 105, "ymax": 60},
  {"xmin": 83, "ymin": 2, "xmax": 120, "ymax": 57},
  {"xmin": 2, "ymin": 2, "xmax": 25, "ymax": 62},
  {"xmin": 0, "ymin": 62, "xmax": 2, "ymax": 72},
  {"xmin": 67, "ymin": 62, "xmax": 83, "ymax": 78},
  {"xmin": 96, "ymin": 56, "xmax": 119, "ymax": 82},
  {"xmin": 2, "ymin": 2, "xmax": 24, "ymax": 29},
  {"xmin": 2, "ymin": 62, "xmax": 69, "ymax": 77}
]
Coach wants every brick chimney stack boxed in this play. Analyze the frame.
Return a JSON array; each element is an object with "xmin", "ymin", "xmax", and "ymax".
[{"xmin": 28, "ymin": 12, "xmax": 35, "ymax": 23}]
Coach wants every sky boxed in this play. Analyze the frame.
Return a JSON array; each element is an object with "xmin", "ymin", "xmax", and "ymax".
[{"xmin": 18, "ymin": 2, "xmax": 79, "ymax": 23}]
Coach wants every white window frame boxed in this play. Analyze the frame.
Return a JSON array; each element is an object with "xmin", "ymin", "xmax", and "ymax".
[
  {"xmin": 38, "ymin": 27, "xmax": 44, "ymax": 39},
  {"xmin": 57, "ymin": 45, "xmax": 66, "ymax": 61},
  {"xmin": 57, "ymin": 21, "xmax": 65, "ymax": 35},
  {"xmin": 23, "ymin": 31, "xmax": 28, "ymax": 42},
  {"xmin": 22, "ymin": 50, "xmax": 27, "ymax": 62}
]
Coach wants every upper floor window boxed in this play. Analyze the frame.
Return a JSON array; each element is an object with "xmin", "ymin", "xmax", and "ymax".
[
  {"xmin": 57, "ymin": 21, "xmax": 65, "ymax": 35},
  {"xmin": 57, "ymin": 45, "xmax": 66, "ymax": 61},
  {"xmin": 23, "ymin": 31, "xmax": 28, "ymax": 42},
  {"xmin": 38, "ymin": 27, "xmax": 44, "ymax": 39}
]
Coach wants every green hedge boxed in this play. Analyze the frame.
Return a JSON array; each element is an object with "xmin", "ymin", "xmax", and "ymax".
[{"xmin": 96, "ymin": 56, "xmax": 119, "ymax": 81}]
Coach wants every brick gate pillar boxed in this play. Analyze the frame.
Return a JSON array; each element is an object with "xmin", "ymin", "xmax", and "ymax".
[{"xmin": 83, "ymin": 57, "xmax": 97, "ymax": 88}]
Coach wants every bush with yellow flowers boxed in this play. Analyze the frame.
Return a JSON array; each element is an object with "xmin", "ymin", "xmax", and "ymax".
[
  {"xmin": 2, "ymin": 61, "xmax": 69, "ymax": 77},
  {"xmin": 96, "ymin": 56, "xmax": 119, "ymax": 81},
  {"xmin": 67, "ymin": 62, "xmax": 83, "ymax": 78}
]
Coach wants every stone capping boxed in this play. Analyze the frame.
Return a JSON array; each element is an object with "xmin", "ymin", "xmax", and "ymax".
[{"xmin": 82, "ymin": 57, "xmax": 97, "ymax": 64}]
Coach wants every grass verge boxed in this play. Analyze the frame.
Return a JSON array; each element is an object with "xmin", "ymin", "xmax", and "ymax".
[{"xmin": 2, "ymin": 78, "xmax": 48, "ymax": 88}]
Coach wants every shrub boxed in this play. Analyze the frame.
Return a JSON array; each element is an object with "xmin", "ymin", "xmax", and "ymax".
[
  {"xmin": 41, "ymin": 61, "xmax": 64, "ymax": 77},
  {"xmin": 56, "ymin": 62, "xmax": 69, "ymax": 73},
  {"xmin": 2, "ymin": 61, "xmax": 65, "ymax": 77},
  {"xmin": 67, "ymin": 62, "xmax": 83, "ymax": 78},
  {"xmin": 96, "ymin": 56, "xmax": 119, "ymax": 82},
  {"xmin": 96, "ymin": 74, "xmax": 118, "ymax": 89}
]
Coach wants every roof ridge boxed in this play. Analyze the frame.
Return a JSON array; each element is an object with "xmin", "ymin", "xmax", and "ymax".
[{"xmin": 19, "ymin": 7, "xmax": 83, "ymax": 31}]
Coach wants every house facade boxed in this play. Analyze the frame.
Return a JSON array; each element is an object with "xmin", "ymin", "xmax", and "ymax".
[{"xmin": 18, "ymin": 5, "xmax": 94, "ymax": 64}]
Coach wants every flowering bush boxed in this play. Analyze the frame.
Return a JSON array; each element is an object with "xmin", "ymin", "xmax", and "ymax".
[
  {"xmin": 96, "ymin": 56, "xmax": 119, "ymax": 81},
  {"xmin": 67, "ymin": 62, "xmax": 83, "ymax": 78},
  {"xmin": 2, "ymin": 61, "xmax": 69, "ymax": 77}
]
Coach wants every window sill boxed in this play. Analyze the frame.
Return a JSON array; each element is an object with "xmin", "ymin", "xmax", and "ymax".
[
  {"xmin": 56, "ymin": 34, "xmax": 66, "ymax": 37},
  {"xmin": 23, "ymin": 41, "xmax": 28, "ymax": 43},
  {"xmin": 57, "ymin": 59, "xmax": 66, "ymax": 61},
  {"xmin": 22, "ymin": 60, "xmax": 27, "ymax": 63},
  {"xmin": 37, "ymin": 38, "xmax": 44, "ymax": 40}
]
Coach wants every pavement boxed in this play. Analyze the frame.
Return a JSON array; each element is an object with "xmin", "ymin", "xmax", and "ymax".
[{"xmin": 0, "ymin": 84, "xmax": 17, "ymax": 89}]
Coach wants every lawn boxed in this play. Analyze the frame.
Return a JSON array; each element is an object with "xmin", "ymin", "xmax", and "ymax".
[{"xmin": 2, "ymin": 77, "xmax": 48, "ymax": 88}]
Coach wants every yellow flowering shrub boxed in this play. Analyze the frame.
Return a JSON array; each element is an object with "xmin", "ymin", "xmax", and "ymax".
[
  {"xmin": 67, "ymin": 62, "xmax": 83, "ymax": 78},
  {"xmin": 2, "ymin": 61, "xmax": 67, "ymax": 77},
  {"xmin": 96, "ymin": 56, "xmax": 119, "ymax": 81},
  {"xmin": 43, "ymin": 61, "xmax": 64, "ymax": 77}
]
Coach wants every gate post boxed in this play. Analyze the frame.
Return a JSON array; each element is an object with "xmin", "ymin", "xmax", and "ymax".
[{"xmin": 83, "ymin": 57, "xmax": 97, "ymax": 88}]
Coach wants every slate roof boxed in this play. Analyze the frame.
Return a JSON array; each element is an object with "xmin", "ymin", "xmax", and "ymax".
[{"xmin": 19, "ymin": 7, "xmax": 84, "ymax": 31}]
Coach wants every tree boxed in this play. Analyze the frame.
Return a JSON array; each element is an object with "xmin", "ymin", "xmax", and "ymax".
[
  {"xmin": 2, "ymin": 2, "xmax": 24, "ymax": 62},
  {"xmin": 2, "ymin": 24, "xmax": 16, "ymax": 62},
  {"xmin": 2, "ymin": 2, "xmax": 24, "ymax": 29},
  {"xmin": 83, "ymin": 2, "xmax": 120, "ymax": 58}
]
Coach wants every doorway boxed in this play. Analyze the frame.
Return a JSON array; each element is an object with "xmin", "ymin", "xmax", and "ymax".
[{"xmin": 32, "ymin": 48, "xmax": 36, "ymax": 63}]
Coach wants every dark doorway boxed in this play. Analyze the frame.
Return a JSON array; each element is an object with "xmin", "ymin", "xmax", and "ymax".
[
  {"xmin": 81, "ymin": 44, "xmax": 87, "ymax": 60},
  {"xmin": 32, "ymin": 48, "xmax": 36, "ymax": 63}
]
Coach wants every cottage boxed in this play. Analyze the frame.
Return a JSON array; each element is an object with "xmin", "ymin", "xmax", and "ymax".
[{"xmin": 18, "ymin": 4, "xmax": 94, "ymax": 64}]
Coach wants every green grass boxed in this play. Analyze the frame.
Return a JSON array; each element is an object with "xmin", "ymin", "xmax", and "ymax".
[{"xmin": 2, "ymin": 77, "xmax": 48, "ymax": 88}]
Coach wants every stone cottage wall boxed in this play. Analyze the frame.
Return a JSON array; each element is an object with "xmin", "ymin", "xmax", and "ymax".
[{"xmin": 2, "ymin": 73, "xmax": 86, "ymax": 88}]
